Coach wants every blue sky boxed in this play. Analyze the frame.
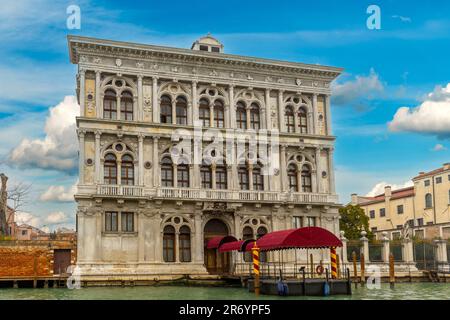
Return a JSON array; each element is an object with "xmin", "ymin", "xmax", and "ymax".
[{"xmin": 1, "ymin": 0, "xmax": 449, "ymax": 230}]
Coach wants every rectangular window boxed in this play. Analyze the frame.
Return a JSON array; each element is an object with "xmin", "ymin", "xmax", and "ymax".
[
  {"xmin": 407, "ymin": 219, "xmax": 415, "ymax": 228},
  {"xmin": 21, "ymin": 230, "xmax": 27, "ymax": 236},
  {"xmin": 369, "ymin": 210, "xmax": 375, "ymax": 219},
  {"xmin": 292, "ymin": 216, "xmax": 303, "ymax": 229},
  {"xmin": 105, "ymin": 212, "xmax": 118, "ymax": 232},
  {"xmin": 211, "ymin": 46, "xmax": 220, "ymax": 53},
  {"xmin": 396, "ymin": 225, "xmax": 403, "ymax": 229},
  {"xmin": 199, "ymin": 45, "xmax": 208, "ymax": 51},
  {"xmin": 200, "ymin": 167, "xmax": 212, "ymax": 189},
  {"xmin": 177, "ymin": 166, "xmax": 190, "ymax": 188},
  {"xmin": 380, "ymin": 208, "xmax": 386, "ymax": 217},
  {"xmin": 215, "ymin": 167, "xmax": 227, "ymax": 190},
  {"xmin": 436, "ymin": 176, "xmax": 442, "ymax": 184},
  {"xmin": 199, "ymin": 107, "xmax": 210, "ymax": 127},
  {"xmin": 371, "ymin": 227, "xmax": 377, "ymax": 232},
  {"xmin": 417, "ymin": 218, "xmax": 424, "ymax": 226},
  {"xmin": 306, "ymin": 216, "xmax": 316, "ymax": 227},
  {"xmin": 121, "ymin": 212, "xmax": 134, "ymax": 232},
  {"xmin": 415, "ymin": 229, "xmax": 424, "ymax": 239},
  {"xmin": 424, "ymin": 180, "xmax": 430, "ymax": 186},
  {"xmin": 392, "ymin": 232, "xmax": 401, "ymax": 240},
  {"xmin": 397, "ymin": 205, "xmax": 404, "ymax": 214},
  {"xmin": 238, "ymin": 168, "xmax": 249, "ymax": 190}
]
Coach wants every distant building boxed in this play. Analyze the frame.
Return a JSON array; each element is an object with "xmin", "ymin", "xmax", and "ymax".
[
  {"xmin": 351, "ymin": 163, "xmax": 450, "ymax": 240},
  {"xmin": 15, "ymin": 224, "xmax": 49, "ymax": 241}
]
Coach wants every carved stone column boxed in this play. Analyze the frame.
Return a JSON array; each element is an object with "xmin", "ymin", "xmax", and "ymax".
[
  {"xmin": 229, "ymin": 85, "xmax": 235, "ymax": 129},
  {"xmin": 95, "ymin": 70, "xmax": 101, "ymax": 118},
  {"xmin": 192, "ymin": 81, "xmax": 198, "ymax": 125},
  {"xmin": 79, "ymin": 69, "xmax": 86, "ymax": 117},
  {"xmin": 277, "ymin": 90, "xmax": 285, "ymax": 132},
  {"xmin": 94, "ymin": 130, "xmax": 101, "ymax": 184},
  {"xmin": 78, "ymin": 130, "xmax": 86, "ymax": 184},
  {"xmin": 312, "ymin": 93, "xmax": 318, "ymax": 134},
  {"xmin": 265, "ymin": 88, "xmax": 271, "ymax": 130},
  {"xmin": 194, "ymin": 214, "xmax": 204, "ymax": 263},
  {"xmin": 280, "ymin": 144, "xmax": 287, "ymax": 192},
  {"xmin": 328, "ymin": 147, "xmax": 336, "ymax": 194},
  {"xmin": 153, "ymin": 136, "xmax": 159, "ymax": 187},
  {"xmin": 137, "ymin": 75, "xmax": 143, "ymax": 121},
  {"xmin": 325, "ymin": 94, "xmax": 332, "ymax": 135},
  {"xmin": 138, "ymin": 134, "xmax": 144, "ymax": 186},
  {"xmin": 315, "ymin": 147, "xmax": 322, "ymax": 193},
  {"xmin": 152, "ymin": 77, "xmax": 159, "ymax": 123}
]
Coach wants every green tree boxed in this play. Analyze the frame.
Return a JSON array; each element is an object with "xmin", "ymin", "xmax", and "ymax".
[{"xmin": 339, "ymin": 204, "xmax": 374, "ymax": 240}]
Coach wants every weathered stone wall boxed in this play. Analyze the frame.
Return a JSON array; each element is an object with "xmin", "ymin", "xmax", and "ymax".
[{"xmin": 0, "ymin": 241, "xmax": 77, "ymax": 278}]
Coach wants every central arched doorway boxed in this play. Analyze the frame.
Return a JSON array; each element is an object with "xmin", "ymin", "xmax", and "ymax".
[{"xmin": 204, "ymin": 218, "xmax": 231, "ymax": 274}]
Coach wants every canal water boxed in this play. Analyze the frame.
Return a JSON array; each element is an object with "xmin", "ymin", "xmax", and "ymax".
[{"xmin": 0, "ymin": 283, "xmax": 449, "ymax": 300}]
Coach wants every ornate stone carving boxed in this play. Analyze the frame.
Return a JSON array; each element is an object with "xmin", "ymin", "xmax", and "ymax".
[
  {"xmin": 136, "ymin": 61, "xmax": 145, "ymax": 69},
  {"xmin": 93, "ymin": 57, "xmax": 102, "ymax": 64},
  {"xmin": 115, "ymin": 58, "xmax": 122, "ymax": 67}
]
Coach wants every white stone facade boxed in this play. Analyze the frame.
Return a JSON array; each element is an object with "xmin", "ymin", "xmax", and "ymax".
[{"xmin": 68, "ymin": 35, "xmax": 343, "ymax": 280}]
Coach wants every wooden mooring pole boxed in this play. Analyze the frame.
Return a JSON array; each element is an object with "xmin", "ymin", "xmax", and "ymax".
[
  {"xmin": 360, "ymin": 253, "xmax": 366, "ymax": 284},
  {"xmin": 389, "ymin": 253, "xmax": 395, "ymax": 288},
  {"xmin": 310, "ymin": 253, "xmax": 314, "ymax": 278},
  {"xmin": 352, "ymin": 251, "xmax": 358, "ymax": 288}
]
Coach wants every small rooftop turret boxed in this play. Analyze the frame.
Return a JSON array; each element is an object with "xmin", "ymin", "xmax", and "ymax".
[{"xmin": 191, "ymin": 33, "xmax": 224, "ymax": 53}]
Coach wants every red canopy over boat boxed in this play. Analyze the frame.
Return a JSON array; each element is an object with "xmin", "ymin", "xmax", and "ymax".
[
  {"xmin": 206, "ymin": 235, "xmax": 238, "ymax": 249},
  {"xmin": 254, "ymin": 227, "xmax": 342, "ymax": 251}
]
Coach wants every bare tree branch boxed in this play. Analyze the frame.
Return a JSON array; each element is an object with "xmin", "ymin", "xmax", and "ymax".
[{"xmin": 7, "ymin": 182, "xmax": 32, "ymax": 211}]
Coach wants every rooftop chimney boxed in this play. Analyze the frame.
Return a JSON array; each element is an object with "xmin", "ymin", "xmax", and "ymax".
[
  {"xmin": 443, "ymin": 163, "xmax": 450, "ymax": 170},
  {"xmin": 384, "ymin": 185, "xmax": 392, "ymax": 199},
  {"xmin": 351, "ymin": 193, "xmax": 358, "ymax": 205}
]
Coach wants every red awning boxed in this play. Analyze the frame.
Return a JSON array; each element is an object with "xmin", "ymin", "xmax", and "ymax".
[
  {"xmin": 219, "ymin": 239, "xmax": 255, "ymax": 253},
  {"xmin": 254, "ymin": 227, "xmax": 342, "ymax": 251},
  {"xmin": 206, "ymin": 235, "xmax": 238, "ymax": 249}
]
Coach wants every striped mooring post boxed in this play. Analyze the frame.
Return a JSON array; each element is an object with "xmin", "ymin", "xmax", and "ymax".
[
  {"xmin": 330, "ymin": 247, "xmax": 337, "ymax": 279},
  {"xmin": 252, "ymin": 241, "xmax": 260, "ymax": 296}
]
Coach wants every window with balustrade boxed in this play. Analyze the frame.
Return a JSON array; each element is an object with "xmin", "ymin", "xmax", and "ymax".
[
  {"xmin": 120, "ymin": 91, "xmax": 133, "ymax": 120},
  {"xmin": 238, "ymin": 165, "xmax": 249, "ymax": 190},
  {"xmin": 236, "ymin": 102, "xmax": 247, "ymax": 129},
  {"xmin": 285, "ymin": 106, "xmax": 295, "ymax": 133},
  {"xmin": 160, "ymin": 95, "xmax": 172, "ymax": 123},
  {"xmin": 163, "ymin": 225, "xmax": 175, "ymax": 262},
  {"xmin": 199, "ymin": 98, "xmax": 210, "ymax": 127},
  {"xmin": 201, "ymin": 163, "xmax": 212, "ymax": 189},
  {"xmin": 214, "ymin": 100, "xmax": 225, "ymax": 128},
  {"xmin": 250, "ymin": 103, "xmax": 260, "ymax": 130},
  {"xmin": 161, "ymin": 157, "xmax": 174, "ymax": 187},
  {"xmin": 179, "ymin": 226, "xmax": 191, "ymax": 262},
  {"xmin": 301, "ymin": 165, "xmax": 312, "ymax": 192},
  {"xmin": 288, "ymin": 164, "xmax": 298, "ymax": 192},
  {"xmin": 177, "ymin": 163, "xmax": 190, "ymax": 188},
  {"xmin": 103, "ymin": 89, "xmax": 117, "ymax": 120},
  {"xmin": 215, "ymin": 165, "xmax": 227, "ymax": 189},
  {"xmin": 252, "ymin": 163, "xmax": 264, "ymax": 190},
  {"xmin": 121, "ymin": 154, "xmax": 134, "ymax": 185},
  {"xmin": 104, "ymin": 153, "xmax": 117, "ymax": 184},
  {"xmin": 298, "ymin": 107, "xmax": 308, "ymax": 134},
  {"xmin": 176, "ymin": 96, "xmax": 187, "ymax": 125}
]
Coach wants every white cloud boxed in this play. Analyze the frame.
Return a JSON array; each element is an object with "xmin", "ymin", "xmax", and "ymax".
[
  {"xmin": 432, "ymin": 143, "xmax": 447, "ymax": 151},
  {"xmin": 8, "ymin": 96, "xmax": 79, "ymax": 172},
  {"xmin": 388, "ymin": 83, "xmax": 450, "ymax": 137},
  {"xmin": 44, "ymin": 211, "xmax": 68, "ymax": 225},
  {"xmin": 365, "ymin": 181, "xmax": 414, "ymax": 197},
  {"xmin": 331, "ymin": 68, "xmax": 384, "ymax": 107},
  {"xmin": 40, "ymin": 183, "xmax": 77, "ymax": 202},
  {"xmin": 15, "ymin": 211, "xmax": 41, "ymax": 227}
]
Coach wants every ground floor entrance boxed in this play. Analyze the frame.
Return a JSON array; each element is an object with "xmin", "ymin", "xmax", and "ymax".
[{"xmin": 203, "ymin": 218, "xmax": 231, "ymax": 275}]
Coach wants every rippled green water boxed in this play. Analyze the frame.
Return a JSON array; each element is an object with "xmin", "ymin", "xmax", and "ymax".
[{"xmin": 0, "ymin": 283, "xmax": 449, "ymax": 300}]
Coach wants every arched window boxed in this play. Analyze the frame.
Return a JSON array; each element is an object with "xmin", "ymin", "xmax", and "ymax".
[
  {"xmin": 250, "ymin": 103, "xmax": 260, "ymax": 130},
  {"xmin": 163, "ymin": 225, "xmax": 175, "ymax": 262},
  {"xmin": 285, "ymin": 106, "xmax": 295, "ymax": 133},
  {"xmin": 425, "ymin": 193, "xmax": 433, "ymax": 208},
  {"xmin": 120, "ymin": 91, "xmax": 133, "ymax": 120},
  {"xmin": 161, "ymin": 157, "xmax": 173, "ymax": 187},
  {"xmin": 214, "ymin": 100, "xmax": 225, "ymax": 128},
  {"xmin": 288, "ymin": 164, "xmax": 298, "ymax": 192},
  {"xmin": 200, "ymin": 162, "xmax": 212, "ymax": 189},
  {"xmin": 238, "ymin": 165, "xmax": 249, "ymax": 190},
  {"xmin": 215, "ymin": 164, "xmax": 227, "ymax": 190},
  {"xmin": 104, "ymin": 153, "xmax": 117, "ymax": 184},
  {"xmin": 252, "ymin": 163, "xmax": 264, "ymax": 191},
  {"xmin": 176, "ymin": 96, "xmax": 187, "ymax": 125},
  {"xmin": 103, "ymin": 90, "xmax": 117, "ymax": 120},
  {"xmin": 298, "ymin": 107, "xmax": 308, "ymax": 134},
  {"xmin": 257, "ymin": 226, "xmax": 268, "ymax": 262},
  {"xmin": 179, "ymin": 226, "xmax": 191, "ymax": 262},
  {"xmin": 236, "ymin": 102, "xmax": 247, "ymax": 129},
  {"xmin": 301, "ymin": 165, "xmax": 312, "ymax": 193},
  {"xmin": 243, "ymin": 226, "xmax": 253, "ymax": 262},
  {"xmin": 199, "ymin": 98, "xmax": 210, "ymax": 127},
  {"xmin": 177, "ymin": 163, "xmax": 190, "ymax": 188},
  {"xmin": 121, "ymin": 154, "xmax": 134, "ymax": 185},
  {"xmin": 160, "ymin": 95, "xmax": 172, "ymax": 123}
]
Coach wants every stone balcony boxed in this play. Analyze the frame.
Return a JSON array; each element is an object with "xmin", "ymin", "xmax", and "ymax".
[{"xmin": 76, "ymin": 185, "xmax": 339, "ymax": 205}]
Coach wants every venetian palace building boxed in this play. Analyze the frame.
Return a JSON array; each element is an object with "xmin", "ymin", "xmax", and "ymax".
[{"xmin": 68, "ymin": 34, "xmax": 342, "ymax": 281}]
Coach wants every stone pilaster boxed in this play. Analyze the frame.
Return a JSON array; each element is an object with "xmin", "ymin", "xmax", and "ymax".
[
  {"xmin": 152, "ymin": 77, "xmax": 159, "ymax": 123},
  {"xmin": 94, "ymin": 130, "xmax": 101, "ymax": 184}
]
